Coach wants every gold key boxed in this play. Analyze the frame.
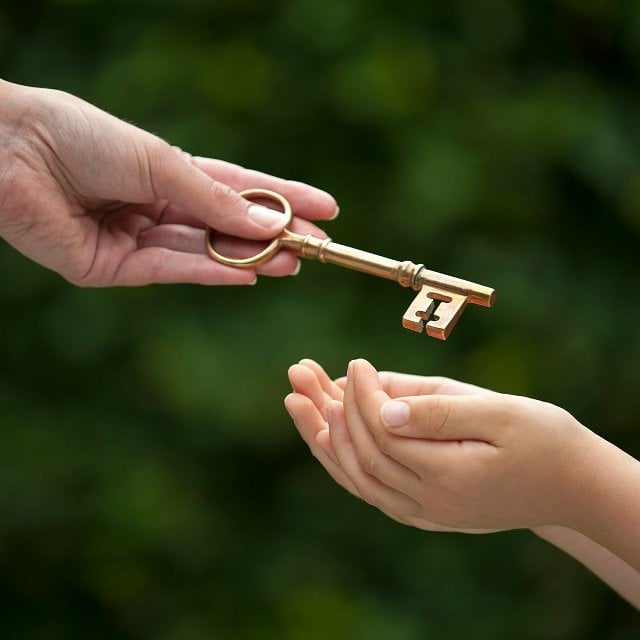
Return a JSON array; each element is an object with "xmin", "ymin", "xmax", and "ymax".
[{"xmin": 206, "ymin": 189, "xmax": 495, "ymax": 339}]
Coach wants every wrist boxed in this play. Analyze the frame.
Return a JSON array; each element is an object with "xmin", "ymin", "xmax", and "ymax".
[
  {"xmin": 562, "ymin": 432, "xmax": 640, "ymax": 570},
  {"xmin": 537, "ymin": 416, "xmax": 607, "ymax": 531},
  {"xmin": 557, "ymin": 427, "xmax": 609, "ymax": 528}
]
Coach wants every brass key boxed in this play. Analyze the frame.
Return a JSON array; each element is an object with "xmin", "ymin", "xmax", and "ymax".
[{"xmin": 206, "ymin": 189, "xmax": 495, "ymax": 339}]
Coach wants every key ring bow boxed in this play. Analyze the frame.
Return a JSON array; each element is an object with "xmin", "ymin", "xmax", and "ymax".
[{"xmin": 205, "ymin": 189, "xmax": 293, "ymax": 267}]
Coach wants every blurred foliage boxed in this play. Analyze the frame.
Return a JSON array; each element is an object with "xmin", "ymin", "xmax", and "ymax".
[{"xmin": 1, "ymin": 0, "xmax": 640, "ymax": 637}]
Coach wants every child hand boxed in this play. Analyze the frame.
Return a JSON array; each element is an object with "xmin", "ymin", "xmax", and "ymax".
[
  {"xmin": 286, "ymin": 360, "xmax": 500, "ymax": 533},
  {"xmin": 286, "ymin": 358, "xmax": 604, "ymax": 533}
]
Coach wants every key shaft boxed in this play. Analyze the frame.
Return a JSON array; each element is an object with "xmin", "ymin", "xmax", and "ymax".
[{"xmin": 279, "ymin": 231, "xmax": 495, "ymax": 307}]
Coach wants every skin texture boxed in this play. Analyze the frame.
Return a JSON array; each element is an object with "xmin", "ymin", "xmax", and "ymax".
[
  {"xmin": 0, "ymin": 80, "xmax": 338, "ymax": 286},
  {"xmin": 285, "ymin": 358, "xmax": 640, "ymax": 607}
]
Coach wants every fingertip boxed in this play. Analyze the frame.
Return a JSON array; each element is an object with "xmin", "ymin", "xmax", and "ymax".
[
  {"xmin": 347, "ymin": 358, "xmax": 371, "ymax": 376},
  {"xmin": 298, "ymin": 358, "xmax": 329, "ymax": 381},
  {"xmin": 286, "ymin": 181, "xmax": 339, "ymax": 220},
  {"xmin": 284, "ymin": 393, "xmax": 298, "ymax": 421},
  {"xmin": 247, "ymin": 204, "xmax": 288, "ymax": 230},
  {"xmin": 351, "ymin": 358, "xmax": 382, "ymax": 389},
  {"xmin": 289, "ymin": 362, "xmax": 312, "ymax": 378},
  {"xmin": 351, "ymin": 358, "xmax": 377, "ymax": 375},
  {"xmin": 287, "ymin": 364, "xmax": 303, "ymax": 387}
]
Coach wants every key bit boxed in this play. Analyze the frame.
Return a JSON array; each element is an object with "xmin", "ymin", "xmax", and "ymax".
[{"xmin": 402, "ymin": 287, "xmax": 468, "ymax": 340}]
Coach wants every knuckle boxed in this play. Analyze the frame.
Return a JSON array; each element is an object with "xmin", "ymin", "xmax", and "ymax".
[
  {"xmin": 425, "ymin": 396, "xmax": 451, "ymax": 435},
  {"xmin": 208, "ymin": 179, "xmax": 241, "ymax": 214},
  {"xmin": 373, "ymin": 431, "xmax": 392, "ymax": 455},
  {"xmin": 358, "ymin": 451, "xmax": 378, "ymax": 478},
  {"xmin": 141, "ymin": 136, "xmax": 170, "ymax": 195}
]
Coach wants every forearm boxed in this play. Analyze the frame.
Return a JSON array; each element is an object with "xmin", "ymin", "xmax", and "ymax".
[
  {"xmin": 533, "ymin": 525, "xmax": 640, "ymax": 609},
  {"xmin": 570, "ymin": 436, "xmax": 640, "ymax": 573}
]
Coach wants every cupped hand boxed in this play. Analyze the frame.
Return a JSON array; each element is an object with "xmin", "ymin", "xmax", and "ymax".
[
  {"xmin": 286, "ymin": 358, "xmax": 604, "ymax": 534},
  {"xmin": 286, "ymin": 359, "xmax": 499, "ymax": 534}
]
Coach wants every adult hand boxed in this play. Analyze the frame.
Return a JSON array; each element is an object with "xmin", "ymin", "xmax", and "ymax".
[{"xmin": 0, "ymin": 80, "xmax": 337, "ymax": 286}]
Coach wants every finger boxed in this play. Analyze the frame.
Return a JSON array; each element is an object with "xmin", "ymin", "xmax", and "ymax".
[
  {"xmin": 151, "ymin": 145, "xmax": 292, "ymax": 241},
  {"xmin": 108, "ymin": 248, "xmax": 258, "ymax": 286},
  {"xmin": 288, "ymin": 364, "xmax": 333, "ymax": 419},
  {"xmin": 328, "ymin": 400, "xmax": 421, "ymax": 515},
  {"xmin": 378, "ymin": 393, "xmax": 502, "ymax": 442},
  {"xmin": 349, "ymin": 359, "xmax": 499, "ymax": 443},
  {"xmin": 204, "ymin": 213, "xmax": 330, "ymax": 276},
  {"xmin": 138, "ymin": 223, "xmax": 205, "ymax": 254},
  {"xmin": 157, "ymin": 202, "xmax": 329, "ymax": 238},
  {"xmin": 347, "ymin": 359, "xmax": 430, "ymax": 469},
  {"xmin": 284, "ymin": 392, "xmax": 337, "ymax": 464},
  {"xmin": 284, "ymin": 393, "xmax": 359, "ymax": 496},
  {"xmin": 349, "ymin": 362, "xmax": 501, "ymax": 485},
  {"xmin": 191, "ymin": 157, "xmax": 339, "ymax": 221},
  {"xmin": 297, "ymin": 359, "xmax": 344, "ymax": 401},
  {"xmin": 377, "ymin": 371, "xmax": 490, "ymax": 398},
  {"xmin": 154, "ymin": 201, "xmax": 327, "ymax": 277},
  {"xmin": 342, "ymin": 361, "xmax": 422, "ymax": 491},
  {"xmin": 208, "ymin": 233, "xmax": 301, "ymax": 277},
  {"xmin": 135, "ymin": 225, "xmax": 300, "ymax": 277}
]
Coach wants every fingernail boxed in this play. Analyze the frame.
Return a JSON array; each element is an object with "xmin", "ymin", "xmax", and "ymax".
[
  {"xmin": 380, "ymin": 400, "xmax": 410, "ymax": 428},
  {"xmin": 291, "ymin": 260, "xmax": 301, "ymax": 276},
  {"xmin": 330, "ymin": 205, "xmax": 340, "ymax": 220},
  {"xmin": 248, "ymin": 204, "xmax": 285, "ymax": 228}
]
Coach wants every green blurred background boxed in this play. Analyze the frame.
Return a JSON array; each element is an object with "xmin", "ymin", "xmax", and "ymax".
[{"xmin": 1, "ymin": 0, "xmax": 639, "ymax": 637}]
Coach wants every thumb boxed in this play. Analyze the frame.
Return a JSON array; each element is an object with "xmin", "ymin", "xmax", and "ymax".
[
  {"xmin": 379, "ymin": 394, "xmax": 498, "ymax": 442},
  {"xmin": 150, "ymin": 143, "xmax": 288, "ymax": 239}
]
